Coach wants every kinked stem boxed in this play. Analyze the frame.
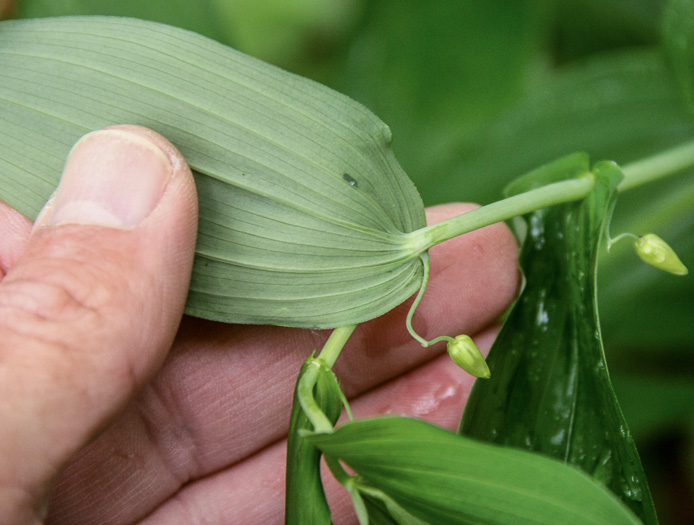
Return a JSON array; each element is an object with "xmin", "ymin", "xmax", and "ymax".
[{"xmin": 297, "ymin": 324, "xmax": 357, "ymax": 433}]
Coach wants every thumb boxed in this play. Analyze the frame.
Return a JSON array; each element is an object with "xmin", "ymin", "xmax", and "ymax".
[{"xmin": 0, "ymin": 125, "xmax": 198, "ymax": 523}]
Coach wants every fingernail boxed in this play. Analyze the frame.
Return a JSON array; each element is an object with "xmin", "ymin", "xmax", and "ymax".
[{"xmin": 40, "ymin": 129, "xmax": 173, "ymax": 228}]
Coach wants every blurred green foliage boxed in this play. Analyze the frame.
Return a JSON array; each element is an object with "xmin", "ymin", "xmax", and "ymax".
[{"xmin": 10, "ymin": 0, "xmax": 694, "ymax": 522}]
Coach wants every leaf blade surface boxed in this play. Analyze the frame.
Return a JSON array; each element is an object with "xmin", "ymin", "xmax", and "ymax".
[
  {"xmin": 0, "ymin": 16, "xmax": 427, "ymax": 327},
  {"xmin": 460, "ymin": 160, "xmax": 658, "ymax": 523},
  {"xmin": 308, "ymin": 417, "xmax": 642, "ymax": 525}
]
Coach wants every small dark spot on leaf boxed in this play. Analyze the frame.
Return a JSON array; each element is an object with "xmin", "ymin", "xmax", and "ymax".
[{"xmin": 343, "ymin": 172, "xmax": 358, "ymax": 188}]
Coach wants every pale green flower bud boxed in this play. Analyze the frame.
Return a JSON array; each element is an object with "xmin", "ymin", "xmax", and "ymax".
[
  {"xmin": 447, "ymin": 335, "xmax": 490, "ymax": 378},
  {"xmin": 635, "ymin": 233, "xmax": 688, "ymax": 276}
]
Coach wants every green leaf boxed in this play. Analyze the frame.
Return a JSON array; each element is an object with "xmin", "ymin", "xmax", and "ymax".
[
  {"xmin": 663, "ymin": 0, "xmax": 694, "ymax": 111},
  {"xmin": 356, "ymin": 485, "xmax": 429, "ymax": 525},
  {"xmin": 15, "ymin": 0, "xmax": 233, "ymax": 45},
  {"xmin": 333, "ymin": 0, "xmax": 550, "ymax": 203},
  {"xmin": 425, "ymin": 46, "xmax": 694, "ymax": 351},
  {"xmin": 285, "ymin": 356, "xmax": 343, "ymax": 525},
  {"xmin": 554, "ymin": 0, "xmax": 663, "ymax": 62},
  {"xmin": 459, "ymin": 159, "xmax": 658, "ymax": 524},
  {"xmin": 503, "ymin": 152, "xmax": 591, "ymax": 196},
  {"xmin": 358, "ymin": 494, "xmax": 401, "ymax": 525},
  {"xmin": 437, "ymin": 49, "xmax": 694, "ymax": 205},
  {"xmin": 307, "ymin": 417, "xmax": 641, "ymax": 525},
  {"xmin": 0, "ymin": 16, "xmax": 427, "ymax": 328},
  {"xmin": 207, "ymin": 0, "xmax": 361, "ymax": 68}
]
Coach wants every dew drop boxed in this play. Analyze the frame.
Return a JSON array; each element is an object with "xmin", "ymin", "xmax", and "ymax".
[{"xmin": 621, "ymin": 475, "xmax": 643, "ymax": 502}]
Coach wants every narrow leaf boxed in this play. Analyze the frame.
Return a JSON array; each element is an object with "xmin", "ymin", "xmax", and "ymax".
[
  {"xmin": 460, "ymin": 159, "xmax": 658, "ymax": 523},
  {"xmin": 308, "ymin": 417, "xmax": 641, "ymax": 525},
  {"xmin": 357, "ymin": 486, "xmax": 428, "ymax": 525}
]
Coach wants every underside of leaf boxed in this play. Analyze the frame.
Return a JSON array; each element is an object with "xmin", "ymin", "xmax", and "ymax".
[{"xmin": 0, "ymin": 16, "xmax": 427, "ymax": 327}]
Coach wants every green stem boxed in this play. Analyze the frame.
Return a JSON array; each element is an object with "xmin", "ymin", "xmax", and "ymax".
[
  {"xmin": 408, "ymin": 175, "xmax": 595, "ymax": 253},
  {"xmin": 619, "ymin": 139, "xmax": 694, "ymax": 192},
  {"xmin": 406, "ymin": 253, "xmax": 456, "ymax": 347},
  {"xmin": 408, "ymin": 138, "xmax": 694, "ymax": 255},
  {"xmin": 317, "ymin": 324, "xmax": 358, "ymax": 367},
  {"xmin": 296, "ymin": 363, "xmax": 332, "ymax": 433},
  {"xmin": 297, "ymin": 324, "xmax": 357, "ymax": 433},
  {"xmin": 607, "ymin": 232, "xmax": 640, "ymax": 251}
]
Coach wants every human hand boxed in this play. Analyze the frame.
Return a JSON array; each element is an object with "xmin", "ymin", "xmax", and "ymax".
[
  {"xmin": 0, "ymin": 125, "xmax": 198, "ymax": 524},
  {"xmin": 0, "ymin": 126, "xmax": 519, "ymax": 524}
]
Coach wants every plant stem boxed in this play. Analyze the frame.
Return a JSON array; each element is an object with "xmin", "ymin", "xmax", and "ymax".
[
  {"xmin": 408, "ymin": 138, "xmax": 694, "ymax": 254},
  {"xmin": 296, "ymin": 324, "xmax": 357, "ymax": 433},
  {"xmin": 619, "ymin": 139, "xmax": 694, "ymax": 192},
  {"xmin": 406, "ymin": 253, "xmax": 457, "ymax": 347},
  {"xmin": 408, "ymin": 175, "xmax": 595, "ymax": 253},
  {"xmin": 317, "ymin": 325, "xmax": 358, "ymax": 367},
  {"xmin": 297, "ymin": 361, "xmax": 335, "ymax": 433}
]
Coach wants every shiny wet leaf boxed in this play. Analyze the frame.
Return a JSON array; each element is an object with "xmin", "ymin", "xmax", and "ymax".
[{"xmin": 460, "ymin": 158, "xmax": 658, "ymax": 524}]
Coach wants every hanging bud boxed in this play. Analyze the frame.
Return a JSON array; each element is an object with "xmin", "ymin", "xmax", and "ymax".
[
  {"xmin": 634, "ymin": 234, "xmax": 688, "ymax": 276},
  {"xmin": 446, "ymin": 335, "xmax": 490, "ymax": 378}
]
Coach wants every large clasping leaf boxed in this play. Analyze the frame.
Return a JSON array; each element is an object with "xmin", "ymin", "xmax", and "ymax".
[
  {"xmin": 0, "ymin": 16, "xmax": 426, "ymax": 328},
  {"xmin": 460, "ymin": 158, "xmax": 659, "ymax": 524}
]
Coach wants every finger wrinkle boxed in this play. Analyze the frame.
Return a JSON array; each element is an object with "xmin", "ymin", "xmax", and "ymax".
[
  {"xmin": 0, "ymin": 277, "xmax": 101, "ymax": 331},
  {"xmin": 15, "ymin": 229, "xmax": 132, "ymax": 310},
  {"xmin": 136, "ymin": 380, "xmax": 205, "ymax": 486},
  {"xmin": 138, "ymin": 439, "xmax": 287, "ymax": 525},
  {"xmin": 46, "ymin": 407, "xmax": 181, "ymax": 525},
  {"xmin": 137, "ymin": 493, "xmax": 198, "ymax": 525}
]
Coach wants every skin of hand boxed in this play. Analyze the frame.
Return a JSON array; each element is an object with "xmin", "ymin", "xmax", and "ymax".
[{"xmin": 0, "ymin": 125, "xmax": 519, "ymax": 524}]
